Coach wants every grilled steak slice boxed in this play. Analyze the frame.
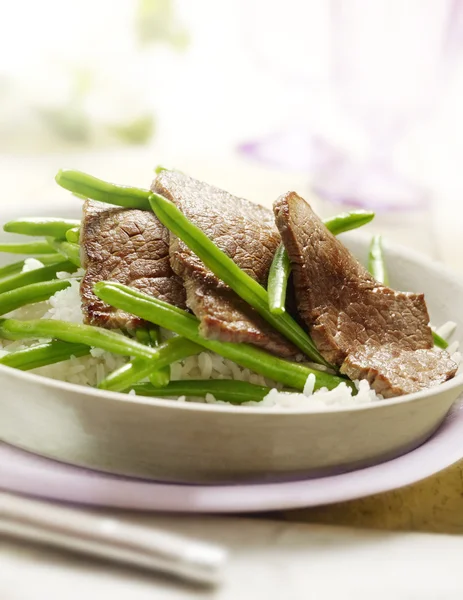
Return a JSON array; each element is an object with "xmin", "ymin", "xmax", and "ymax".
[
  {"xmin": 340, "ymin": 344, "xmax": 457, "ymax": 397},
  {"xmin": 274, "ymin": 191, "xmax": 457, "ymax": 396},
  {"xmin": 153, "ymin": 171, "xmax": 298, "ymax": 357},
  {"xmin": 81, "ymin": 200, "xmax": 186, "ymax": 329}
]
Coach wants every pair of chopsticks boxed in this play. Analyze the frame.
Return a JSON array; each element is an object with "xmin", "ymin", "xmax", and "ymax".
[{"xmin": 0, "ymin": 491, "xmax": 227, "ymax": 586}]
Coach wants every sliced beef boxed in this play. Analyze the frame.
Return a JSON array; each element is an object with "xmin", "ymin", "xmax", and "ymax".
[
  {"xmin": 80, "ymin": 200, "xmax": 186, "ymax": 330},
  {"xmin": 341, "ymin": 344, "xmax": 457, "ymax": 397},
  {"xmin": 153, "ymin": 171, "xmax": 298, "ymax": 357},
  {"xmin": 274, "ymin": 191, "xmax": 457, "ymax": 397}
]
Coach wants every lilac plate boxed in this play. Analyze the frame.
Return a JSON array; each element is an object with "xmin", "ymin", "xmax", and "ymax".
[{"xmin": 1, "ymin": 397, "xmax": 462, "ymax": 513}]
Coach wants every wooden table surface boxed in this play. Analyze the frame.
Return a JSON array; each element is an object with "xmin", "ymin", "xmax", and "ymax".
[{"xmin": 1, "ymin": 149, "xmax": 463, "ymax": 597}]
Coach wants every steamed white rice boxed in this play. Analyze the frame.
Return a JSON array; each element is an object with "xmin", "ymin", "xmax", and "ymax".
[{"xmin": 0, "ymin": 260, "xmax": 460, "ymax": 410}]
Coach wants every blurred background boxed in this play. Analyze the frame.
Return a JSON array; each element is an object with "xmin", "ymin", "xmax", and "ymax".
[{"xmin": 1, "ymin": 0, "xmax": 463, "ymax": 267}]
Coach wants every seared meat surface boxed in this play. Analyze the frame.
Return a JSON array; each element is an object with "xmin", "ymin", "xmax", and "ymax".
[
  {"xmin": 341, "ymin": 344, "xmax": 457, "ymax": 397},
  {"xmin": 153, "ymin": 171, "xmax": 298, "ymax": 357},
  {"xmin": 80, "ymin": 200, "xmax": 186, "ymax": 329},
  {"xmin": 274, "ymin": 191, "xmax": 457, "ymax": 397}
]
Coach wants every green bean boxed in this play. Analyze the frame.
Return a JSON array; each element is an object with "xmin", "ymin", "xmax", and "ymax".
[
  {"xmin": 0, "ymin": 318, "xmax": 158, "ymax": 360},
  {"xmin": 0, "ymin": 340, "xmax": 91, "ymax": 371},
  {"xmin": 0, "ymin": 254, "xmax": 65, "ymax": 281},
  {"xmin": 149, "ymin": 371, "xmax": 169, "ymax": 387},
  {"xmin": 0, "ymin": 241, "xmax": 57, "ymax": 254},
  {"xmin": 134, "ymin": 325, "xmax": 163, "ymax": 347},
  {"xmin": 47, "ymin": 239, "xmax": 81, "ymax": 267},
  {"xmin": 368, "ymin": 235, "xmax": 389, "ymax": 286},
  {"xmin": 131, "ymin": 380, "xmax": 272, "ymax": 404},
  {"xmin": 324, "ymin": 210, "xmax": 375, "ymax": 236},
  {"xmin": 134, "ymin": 326, "xmax": 171, "ymax": 387},
  {"xmin": 433, "ymin": 331, "xmax": 449, "ymax": 350},
  {"xmin": 149, "ymin": 327, "xmax": 162, "ymax": 345},
  {"xmin": 0, "ymin": 279, "xmax": 71, "ymax": 316},
  {"xmin": 135, "ymin": 328, "xmax": 153, "ymax": 346},
  {"xmin": 149, "ymin": 367, "xmax": 170, "ymax": 387},
  {"xmin": 0, "ymin": 260, "xmax": 29, "ymax": 280},
  {"xmin": 267, "ymin": 243, "xmax": 292, "ymax": 315},
  {"xmin": 3, "ymin": 218, "xmax": 80, "ymax": 239},
  {"xmin": 147, "ymin": 327, "xmax": 171, "ymax": 387},
  {"xmin": 148, "ymin": 193, "xmax": 329, "ymax": 367},
  {"xmin": 149, "ymin": 333, "xmax": 172, "ymax": 386},
  {"xmin": 98, "ymin": 337, "xmax": 202, "ymax": 392},
  {"xmin": 66, "ymin": 227, "xmax": 81, "ymax": 244},
  {"xmin": 268, "ymin": 210, "xmax": 376, "ymax": 314},
  {"xmin": 55, "ymin": 169, "xmax": 151, "ymax": 210},
  {"xmin": 94, "ymin": 281, "xmax": 351, "ymax": 392},
  {"xmin": 0, "ymin": 260, "xmax": 77, "ymax": 295},
  {"xmin": 98, "ymin": 358, "xmax": 152, "ymax": 391},
  {"xmin": 30, "ymin": 253, "xmax": 67, "ymax": 265}
]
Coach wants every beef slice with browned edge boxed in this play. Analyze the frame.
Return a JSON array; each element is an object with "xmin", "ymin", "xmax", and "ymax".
[
  {"xmin": 273, "ymin": 191, "xmax": 457, "ymax": 397},
  {"xmin": 80, "ymin": 200, "xmax": 186, "ymax": 330},
  {"xmin": 153, "ymin": 171, "xmax": 298, "ymax": 358}
]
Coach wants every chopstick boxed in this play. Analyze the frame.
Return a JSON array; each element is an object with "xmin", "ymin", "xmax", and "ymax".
[{"xmin": 0, "ymin": 491, "xmax": 227, "ymax": 586}]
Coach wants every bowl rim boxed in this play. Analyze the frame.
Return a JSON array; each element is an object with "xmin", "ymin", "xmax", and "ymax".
[{"xmin": 1, "ymin": 233, "xmax": 462, "ymax": 417}]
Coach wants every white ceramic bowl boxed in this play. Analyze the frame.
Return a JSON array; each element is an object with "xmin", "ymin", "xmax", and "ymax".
[{"xmin": 0, "ymin": 234, "xmax": 462, "ymax": 483}]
